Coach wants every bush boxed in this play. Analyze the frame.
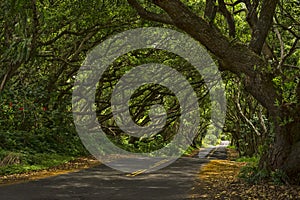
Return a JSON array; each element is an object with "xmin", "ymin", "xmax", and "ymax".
[
  {"xmin": 238, "ymin": 156, "xmax": 289, "ymax": 185},
  {"xmin": 226, "ymin": 145, "xmax": 236, "ymax": 149},
  {"xmin": 239, "ymin": 163, "xmax": 269, "ymax": 184},
  {"xmin": 270, "ymin": 169, "xmax": 289, "ymax": 185},
  {"xmin": 236, "ymin": 156, "xmax": 259, "ymax": 163},
  {"xmin": 0, "ymin": 151, "xmax": 74, "ymax": 175}
]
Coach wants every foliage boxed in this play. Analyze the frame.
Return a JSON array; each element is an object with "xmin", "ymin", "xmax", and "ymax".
[
  {"xmin": 224, "ymin": 74, "xmax": 270, "ymax": 157},
  {"xmin": 238, "ymin": 156, "xmax": 290, "ymax": 185},
  {"xmin": 95, "ymin": 49, "xmax": 211, "ymax": 153},
  {"xmin": 0, "ymin": 0, "xmax": 137, "ymax": 171},
  {"xmin": 226, "ymin": 145, "xmax": 236, "ymax": 149},
  {"xmin": 236, "ymin": 156, "xmax": 259, "ymax": 163},
  {"xmin": 0, "ymin": 151, "xmax": 73, "ymax": 175},
  {"xmin": 202, "ymin": 134, "xmax": 218, "ymax": 146},
  {"xmin": 0, "ymin": 0, "xmax": 211, "ymax": 171},
  {"xmin": 238, "ymin": 162, "xmax": 268, "ymax": 184}
]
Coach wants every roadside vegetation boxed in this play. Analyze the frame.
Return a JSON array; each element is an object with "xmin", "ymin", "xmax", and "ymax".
[{"xmin": 192, "ymin": 148, "xmax": 300, "ymax": 199}]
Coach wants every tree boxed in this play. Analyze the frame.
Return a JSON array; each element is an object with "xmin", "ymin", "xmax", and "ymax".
[
  {"xmin": 0, "ymin": 0, "xmax": 210, "ymax": 157},
  {"xmin": 224, "ymin": 74, "xmax": 269, "ymax": 157},
  {"xmin": 128, "ymin": 0, "xmax": 300, "ymax": 181},
  {"xmin": 0, "ymin": 0, "xmax": 137, "ymax": 154}
]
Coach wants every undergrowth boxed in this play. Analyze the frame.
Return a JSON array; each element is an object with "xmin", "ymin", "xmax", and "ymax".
[
  {"xmin": 0, "ymin": 151, "xmax": 74, "ymax": 175},
  {"xmin": 237, "ymin": 155, "xmax": 290, "ymax": 185}
]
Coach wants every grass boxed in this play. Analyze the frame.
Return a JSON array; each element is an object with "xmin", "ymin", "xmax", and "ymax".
[
  {"xmin": 0, "ymin": 151, "xmax": 74, "ymax": 175},
  {"xmin": 183, "ymin": 146, "xmax": 198, "ymax": 156},
  {"xmin": 226, "ymin": 145, "xmax": 236, "ymax": 149},
  {"xmin": 236, "ymin": 156, "xmax": 259, "ymax": 163}
]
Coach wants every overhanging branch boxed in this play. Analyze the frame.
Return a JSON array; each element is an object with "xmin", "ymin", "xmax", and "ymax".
[
  {"xmin": 129, "ymin": 0, "xmax": 280, "ymax": 112},
  {"xmin": 249, "ymin": 0, "xmax": 279, "ymax": 54},
  {"xmin": 127, "ymin": 0, "xmax": 173, "ymax": 25},
  {"xmin": 218, "ymin": 0, "xmax": 236, "ymax": 37}
]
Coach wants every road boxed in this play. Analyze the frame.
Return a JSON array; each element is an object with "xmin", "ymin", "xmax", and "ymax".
[{"xmin": 0, "ymin": 146, "xmax": 227, "ymax": 200}]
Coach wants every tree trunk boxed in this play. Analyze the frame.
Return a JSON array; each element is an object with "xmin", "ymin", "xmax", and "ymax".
[{"xmin": 261, "ymin": 105, "xmax": 300, "ymax": 182}]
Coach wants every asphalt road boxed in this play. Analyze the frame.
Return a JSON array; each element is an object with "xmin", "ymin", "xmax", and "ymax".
[{"xmin": 0, "ymin": 147, "xmax": 227, "ymax": 200}]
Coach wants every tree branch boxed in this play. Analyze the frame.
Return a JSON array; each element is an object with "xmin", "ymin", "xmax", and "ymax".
[
  {"xmin": 127, "ymin": 0, "xmax": 173, "ymax": 25},
  {"xmin": 243, "ymin": 0, "xmax": 273, "ymax": 60},
  {"xmin": 140, "ymin": 0, "xmax": 280, "ymax": 112},
  {"xmin": 40, "ymin": 22, "xmax": 122, "ymax": 46},
  {"xmin": 218, "ymin": 0, "xmax": 236, "ymax": 37},
  {"xmin": 245, "ymin": 0, "xmax": 259, "ymax": 29},
  {"xmin": 234, "ymin": 9, "xmax": 247, "ymax": 15},
  {"xmin": 274, "ymin": 27, "xmax": 285, "ymax": 67},
  {"xmin": 258, "ymin": 106, "xmax": 268, "ymax": 135},
  {"xmin": 236, "ymin": 86, "xmax": 261, "ymax": 136},
  {"xmin": 249, "ymin": 0, "xmax": 279, "ymax": 54},
  {"xmin": 297, "ymin": 80, "xmax": 300, "ymax": 104},
  {"xmin": 204, "ymin": 0, "xmax": 217, "ymax": 22},
  {"xmin": 0, "ymin": 72, "xmax": 9, "ymax": 92},
  {"xmin": 151, "ymin": 0, "xmax": 265, "ymax": 76},
  {"xmin": 225, "ymin": 0, "xmax": 244, "ymax": 7}
]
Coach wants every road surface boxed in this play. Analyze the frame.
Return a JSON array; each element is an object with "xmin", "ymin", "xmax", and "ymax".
[{"xmin": 0, "ymin": 146, "xmax": 227, "ymax": 200}]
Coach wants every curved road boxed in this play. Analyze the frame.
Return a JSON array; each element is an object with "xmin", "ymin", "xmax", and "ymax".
[{"xmin": 0, "ymin": 146, "xmax": 227, "ymax": 200}]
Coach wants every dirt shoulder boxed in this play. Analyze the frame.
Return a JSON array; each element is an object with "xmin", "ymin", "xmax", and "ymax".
[{"xmin": 190, "ymin": 149, "xmax": 300, "ymax": 199}]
